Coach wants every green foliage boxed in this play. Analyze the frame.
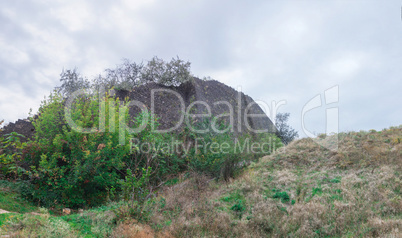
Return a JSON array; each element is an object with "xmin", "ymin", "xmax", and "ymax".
[
  {"xmin": 273, "ymin": 191, "xmax": 290, "ymax": 203},
  {"xmin": 20, "ymin": 91, "xmax": 183, "ymax": 208},
  {"xmin": 0, "ymin": 132, "xmax": 26, "ymax": 179},
  {"xmin": 182, "ymin": 118, "xmax": 282, "ymax": 181},
  {"xmin": 56, "ymin": 68, "xmax": 90, "ymax": 97},
  {"xmin": 22, "ymin": 92, "xmax": 134, "ymax": 208},
  {"xmin": 128, "ymin": 111, "xmax": 184, "ymax": 182},
  {"xmin": 57, "ymin": 57, "xmax": 192, "ymax": 98},
  {"xmin": 330, "ymin": 177, "xmax": 341, "ymax": 183},
  {"xmin": 61, "ymin": 207, "xmax": 116, "ymax": 237},
  {"xmin": 311, "ymin": 187, "xmax": 323, "ymax": 197},
  {"xmin": 230, "ymin": 199, "xmax": 246, "ymax": 212},
  {"xmin": 275, "ymin": 112, "xmax": 298, "ymax": 145},
  {"xmin": 101, "ymin": 58, "xmax": 143, "ymax": 91},
  {"xmin": 141, "ymin": 56, "xmax": 192, "ymax": 86},
  {"xmin": 230, "ymin": 199, "xmax": 246, "ymax": 219},
  {"xmin": 0, "ymin": 180, "xmax": 37, "ymax": 213},
  {"xmin": 32, "ymin": 92, "xmax": 65, "ymax": 142},
  {"xmin": 120, "ymin": 167, "xmax": 151, "ymax": 203},
  {"xmin": 15, "ymin": 75, "xmax": 282, "ymax": 209},
  {"xmin": 188, "ymin": 130, "xmax": 240, "ymax": 179}
]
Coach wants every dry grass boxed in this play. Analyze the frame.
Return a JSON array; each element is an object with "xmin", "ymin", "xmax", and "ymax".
[
  {"xmin": 136, "ymin": 126, "xmax": 402, "ymax": 237},
  {"xmin": 112, "ymin": 219, "xmax": 156, "ymax": 238},
  {"xmin": 3, "ymin": 126, "xmax": 399, "ymax": 237}
]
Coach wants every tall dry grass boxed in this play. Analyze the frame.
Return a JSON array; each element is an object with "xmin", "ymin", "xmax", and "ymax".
[{"xmin": 133, "ymin": 126, "xmax": 401, "ymax": 237}]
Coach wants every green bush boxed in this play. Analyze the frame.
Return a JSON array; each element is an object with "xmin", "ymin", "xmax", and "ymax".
[
  {"xmin": 273, "ymin": 191, "xmax": 290, "ymax": 203},
  {"xmin": 179, "ymin": 118, "xmax": 240, "ymax": 180},
  {"xmin": 20, "ymin": 91, "xmax": 185, "ymax": 208},
  {"xmin": 17, "ymin": 90, "xmax": 282, "ymax": 208},
  {"xmin": 21, "ymin": 92, "xmax": 135, "ymax": 207},
  {"xmin": 182, "ymin": 118, "xmax": 282, "ymax": 180},
  {"xmin": 0, "ymin": 132, "xmax": 26, "ymax": 179}
]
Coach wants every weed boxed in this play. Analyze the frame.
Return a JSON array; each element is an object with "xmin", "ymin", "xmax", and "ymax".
[{"xmin": 273, "ymin": 191, "xmax": 290, "ymax": 203}]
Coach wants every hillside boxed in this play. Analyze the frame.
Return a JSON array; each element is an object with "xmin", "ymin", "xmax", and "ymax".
[
  {"xmin": 0, "ymin": 78, "xmax": 277, "ymax": 141},
  {"xmin": 145, "ymin": 126, "xmax": 401, "ymax": 237},
  {"xmin": 1, "ymin": 126, "xmax": 401, "ymax": 237}
]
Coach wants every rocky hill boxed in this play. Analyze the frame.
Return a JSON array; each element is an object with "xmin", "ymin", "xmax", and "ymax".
[
  {"xmin": 1, "ymin": 78, "xmax": 276, "ymax": 139},
  {"xmin": 0, "ymin": 119, "xmax": 35, "ymax": 142}
]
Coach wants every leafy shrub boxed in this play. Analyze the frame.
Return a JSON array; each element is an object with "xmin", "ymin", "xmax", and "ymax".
[
  {"xmin": 181, "ymin": 118, "xmax": 241, "ymax": 180},
  {"xmin": 20, "ymin": 91, "xmax": 184, "ymax": 208},
  {"xmin": 21, "ymin": 91, "xmax": 135, "ymax": 208},
  {"xmin": 0, "ymin": 132, "xmax": 26, "ymax": 179},
  {"xmin": 182, "ymin": 118, "xmax": 282, "ymax": 181},
  {"xmin": 120, "ymin": 167, "xmax": 151, "ymax": 203},
  {"xmin": 275, "ymin": 112, "xmax": 298, "ymax": 145},
  {"xmin": 17, "ymin": 72, "xmax": 282, "ymax": 208},
  {"xmin": 273, "ymin": 191, "xmax": 290, "ymax": 203}
]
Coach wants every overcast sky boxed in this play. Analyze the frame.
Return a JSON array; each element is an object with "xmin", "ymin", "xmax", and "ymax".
[{"xmin": 0, "ymin": 0, "xmax": 401, "ymax": 137}]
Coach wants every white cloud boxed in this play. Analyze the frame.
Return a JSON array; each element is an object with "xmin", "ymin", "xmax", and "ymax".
[
  {"xmin": 0, "ymin": 0, "xmax": 401, "ymax": 135},
  {"xmin": 50, "ymin": 2, "xmax": 93, "ymax": 32},
  {"xmin": 0, "ymin": 42, "xmax": 30, "ymax": 65}
]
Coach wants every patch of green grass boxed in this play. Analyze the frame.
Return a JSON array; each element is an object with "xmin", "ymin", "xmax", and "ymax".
[
  {"xmin": 230, "ymin": 199, "xmax": 246, "ymax": 213},
  {"xmin": 0, "ymin": 212, "xmax": 78, "ymax": 237},
  {"xmin": 273, "ymin": 191, "xmax": 290, "ymax": 203},
  {"xmin": 0, "ymin": 212, "xmax": 22, "ymax": 226},
  {"xmin": 0, "ymin": 181, "xmax": 37, "ymax": 213},
  {"xmin": 220, "ymin": 191, "xmax": 244, "ymax": 203},
  {"xmin": 230, "ymin": 199, "xmax": 246, "ymax": 219},
  {"xmin": 329, "ymin": 177, "xmax": 341, "ymax": 183},
  {"xmin": 61, "ymin": 208, "xmax": 116, "ymax": 237},
  {"xmin": 62, "ymin": 213, "xmax": 94, "ymax": 237},
  {"xmin": 311, "ymin": 187, "xmax": 323, "ymax": 197},
  {"xmin": 220, "ymin": 191, "xmax": 247, "ymax": 219},
  {"xmin": 164, "ymin": 177, "xmax": 180, "ymax": 186}
]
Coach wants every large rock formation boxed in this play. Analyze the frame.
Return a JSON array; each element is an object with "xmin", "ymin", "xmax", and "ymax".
[
  {"xmin": 0, "ymin": 119, "xmax": 35, "ymax": 142},
  {"xmin": 1, "ymin": 78, "xmax": 276, "ymax": 139},
  {"xmin": 115, "ymin": 78, "xmax": 276, "ymax": 135}
]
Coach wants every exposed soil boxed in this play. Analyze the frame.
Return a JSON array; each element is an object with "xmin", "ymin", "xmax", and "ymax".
[{"xmin": 0, "ymin": 209, "xmax": 10, "ymax": 214}]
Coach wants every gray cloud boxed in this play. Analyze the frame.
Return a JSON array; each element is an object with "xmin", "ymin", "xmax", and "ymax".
[{"xmin": 0, "ymin": 0, "xmax": 401, "ymax": 136}]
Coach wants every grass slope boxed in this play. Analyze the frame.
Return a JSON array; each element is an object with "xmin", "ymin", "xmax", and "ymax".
[
  {"xmin": 0, "ymin": 180, "xmax": 37, "ymax": 214},
  {"xmin": 0, "ymin": 126, "xmax": 401, "ymax": 237},
  {"xmin": 145, "ymin": 126, "xmax": 401, "ymax": 237}
]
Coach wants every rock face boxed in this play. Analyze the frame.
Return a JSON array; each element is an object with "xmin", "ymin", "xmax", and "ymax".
[
  {"xmin": 116, "ymin": 78, "xmax": 276, "ymax": 135},
  {"xmin": 1, "ymin": 78, "xmax": 276, "ymax": 139},
  {"xmin": 0, "ymin": 119, "xmax": 35, "ymax": 142}
]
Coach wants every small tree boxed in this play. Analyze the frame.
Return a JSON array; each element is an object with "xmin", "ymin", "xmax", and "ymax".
[
  {"xmin": 275, "ymin": 112, "xmax": 298, "ymax": 145},
  {"xmin": 57, "ymin": 57, "xmax": 192, "ymax": 98},
  {"xmin": 102, "ymin": 58, "xmax": 144, "ymax": 91},
  {"xmin": 141, "ymin": 56, "xmax": 192, "ymax": 86},
  {"xmin": 57, "ymin": 68, "xmax": 90, "ymax": 97}
]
